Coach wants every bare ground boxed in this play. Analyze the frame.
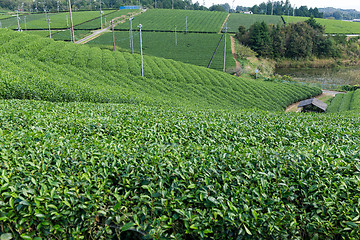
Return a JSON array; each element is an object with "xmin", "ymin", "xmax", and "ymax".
[{"xmin": 230, "ymin": 36, "xmax": 241, "ymax": 72}]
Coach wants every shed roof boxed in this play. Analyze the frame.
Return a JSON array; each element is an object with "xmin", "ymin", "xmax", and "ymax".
[{"xmin": 298, "ymin": 98, "xmax": 327, "ymax": 111}]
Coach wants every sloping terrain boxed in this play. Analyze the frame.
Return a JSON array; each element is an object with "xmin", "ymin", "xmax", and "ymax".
[{"xmin": 0, "ymin": 29, "xmax": 321, "ymax": 111}]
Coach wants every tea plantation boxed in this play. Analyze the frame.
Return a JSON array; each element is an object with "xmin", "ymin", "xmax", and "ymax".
[
  {"xmin": 284, "ymin": 16, "xmax": 360, "ymax": 34},
  {"xmin": 87, "ymin": 31, "xmax": 235, "ymax": 71},
  {"xmin": 0, "ymin": 29, "xmax": 360, "ymax": 239}
]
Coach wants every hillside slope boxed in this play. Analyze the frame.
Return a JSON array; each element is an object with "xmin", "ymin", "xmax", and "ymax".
[{"xmin": 0, "ymin": 29, "xmax": 321, "ymax": 111}]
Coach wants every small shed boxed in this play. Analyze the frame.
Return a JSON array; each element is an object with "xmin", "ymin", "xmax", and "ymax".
[{"xmin": 298, "ymin": 98, "xmax": 327, "ymax": 113}]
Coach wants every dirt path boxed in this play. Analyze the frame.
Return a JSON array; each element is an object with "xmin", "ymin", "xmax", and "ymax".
[
  {"xmin": 219, "ymin": 13, "xmax": 230, "ymax": 33},
  {"xmin": 75, "ymin": 9, "xmax": 146, "ymax": 44},
  {"xmin": 285, "ymin": 90, "xmax": 344, "ymax": 112},
  {"xmin": 230, "ymin": 36, "xmax": 241, "ymax": 73}
]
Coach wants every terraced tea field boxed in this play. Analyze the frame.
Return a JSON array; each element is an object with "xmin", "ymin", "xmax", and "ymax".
[
  {"xmin": 115, "ymin": 9, "xmax": 227, "ymax": 33},
  {"xmin": 0, "ymin": 10, "xmax": 118, "ymax": 30},
  {"xmin": 284, "ymin": 16, "xmax": 360, "ymax": 34},
  {"xmin": 88, "ymin": 31, "xmax": 235, "ymax": 71},
  {"xmin": 0, "ymin": 26, "xmax": 359, "ymax": 240},
  {"xmin": 227, "ymin": 13, "xmax": 284, "ymax": 33},
  {"xmin": 327, "ymin": 90, "xmax": 360, "ymax": 112}
]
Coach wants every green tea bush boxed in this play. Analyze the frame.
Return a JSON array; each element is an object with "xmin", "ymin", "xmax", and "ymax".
[{"xmin": 0, "ymin": 100, "xmax": 359, "ymax": 239}]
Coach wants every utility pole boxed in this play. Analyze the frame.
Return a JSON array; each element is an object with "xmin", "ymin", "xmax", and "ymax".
[
  {"xmin": 68, "ymin": 0, "xmax": 75, "ymax": 43},
  {"xmin": 100, "ymin": 0, "xmax": 103, "ymax": 29},
  {"xmin": 16, "ymin": 10, "xmax": 21, "ymax": 32},
  {"xmin": 57, "ymin": 1, "xmax": 60, "ymax": 13},
  {"xmin": 112, "ymin": 20, "xmax": 116, "ymax": 51},
  {"xmin": 139, "ymin": 24, "xmax": 144, "ymax": 77},
  {"xmin": 186, "ymin": 16, "xmax": 188, "ymax": 34},
  {"xmin": 271, "ymin": 1, "xmax": 274, "ymax": 15},
  {"xmin": 293, "ymin": 5, "xmax": 295, "ymax": 17},
  {"xmin": 47, "ymin": 15, "xmax": 51, "ymax": 38},
  {"xmin": 223, "ymin": 22, "xmax": 228, "ymax": 73},
  {"xmin": 175, "ymin": 25, "xmax": 177, "ymax": 46},
  {"xmin": 129, "ymin": 17, "xmax": 134, "ymax": 54},
  {"xmin": 287, "ymin": 8, "xmax": 289, "ymax": 24},
  {"xmin": 24, "ymin": 16, "xmax": 27, "ymax": 31},
  {"xmin": 172, "ymin": 0, "xmax": 174, "ymax": 9},
  {"xmin": 154, "ymin": 0, "xmax": 157, "ymax": 8}
]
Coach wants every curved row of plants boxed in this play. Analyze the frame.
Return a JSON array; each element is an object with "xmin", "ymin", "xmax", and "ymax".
[
  {"xmin": 0, "ymin": 29, "xmax": 321, "ymax": 111},
  {"xmin": 327, "ymin": 90, "xmax": 360, "ymax": 113},
  {"xmin": 0, "ymin": 100, "xmax": 359, "ymax": 239}
]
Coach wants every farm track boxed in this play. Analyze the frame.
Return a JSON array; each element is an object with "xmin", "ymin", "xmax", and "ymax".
[
  {"xmin": 75, "ymin": 9, "xmax": 146, "ymax": 44},
  {"xmin": 230, "ymin": 36, "xmax": 241, "ymax": 72},
  {"xmin": 219, "ymin": 13, "xmax": 230, "ymax": 33}
]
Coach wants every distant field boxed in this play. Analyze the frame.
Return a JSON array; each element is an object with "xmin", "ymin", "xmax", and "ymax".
[
  {"xmin": 26, "ymin": 29, "xmax": 91, "ymax": 41},
  {"xmin": 115, "ymin": 9, "xmax": 227, "ymax": 33},
  {"xmin": 0, "ymin": 14, "xmax": 14, "ymax": 20},
  {"xmin": 74, "ymin": 9, "xmax": 139, "ymax": 30},
  {"xmin": 87, "ymin": 31, "xmax": 235, "ymax": 72},
  {"xmin": 227, "ymin": 13, "xmax": 283, "ymax": 32},
  {"xmin": 284, "ymin": 16, "xmax": 360, "ymax": 34},
  {"xmin": 0, "ymin": 10, "xmax": 118, "ymax": 30}
]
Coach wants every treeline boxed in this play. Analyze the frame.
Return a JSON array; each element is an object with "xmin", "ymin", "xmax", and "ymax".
[
  {"xmin": 236, "ymin": 18, "xmax": 339, "ymax": 59},
  {"xmin": 0, "ymin": 0, "xmax": 204, "ymax": 12},
  {"xmin": 249, "ymin": 0, "xmax": 323, "ymax": 18}
]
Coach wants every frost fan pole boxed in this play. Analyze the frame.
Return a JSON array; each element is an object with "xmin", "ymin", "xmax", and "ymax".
[
  {"xmin": 16, "ymin": 10, "xmax": 21, "ymax": 31},
  {"xmin": 68, "ymin": 0, "xmax": 75, "ymax": 43},
  {"xmin": 223, "ymin": 22, "xmax": 228, "ymax": 73},
  {"xmin": 112, "ymin": 20, "xmax": 116, "ymax": 52},
  {"xmin": 47, "ymin": 16, "xmax": 51, "ymax": 38},
  {"xmin": 139, "ymin": 24, "xmax": 144, "ymax": 77}
]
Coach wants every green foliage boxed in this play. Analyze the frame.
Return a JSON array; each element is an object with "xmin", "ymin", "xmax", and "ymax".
[
  {"xmin": 115, "ymin": 9, "xmax": 228, "ymax": 33},
  {"xmin": 227, "ymin": 13, "xmax": 283, "ymax": 33},
  {"xmin": 327, "ymin": 90, "xmax": 360, "ymax": 113},
  {"xmin": 3, "ymin": 10, "xmax": 115, "ymax": 30},
  {"xmin": 238, "ymin": 20, "xmax": 339, "ymax": 59},
  {"xmin": 0, "ymin": 100, "xmax": 360, "ymax": 239},
  {"xmin": 285, "ymin": 16, "xmax": 360, "ymax": 34},
  {"xmin": 0, "ymin": 28, "xmax": 321, "ymax": 111},
  {"xmin": 87, "ymin": 31, "xmax": 234, "ymax": 71},
  {"xmin": 249, "ymin": 21, "xmax": 272, "ymax": 57}
]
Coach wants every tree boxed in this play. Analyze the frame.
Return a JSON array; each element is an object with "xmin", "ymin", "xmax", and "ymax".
[
  {"xmin": 249, "ymin": 21, "xmax": 273, "ymax": 57},
  {"xmin": 209, "ymin": 4, "xmax": 225, "ymax": 12},
  {"xmin": 271, "ymin": 24, "xmax": 285, "ymax": 58}
]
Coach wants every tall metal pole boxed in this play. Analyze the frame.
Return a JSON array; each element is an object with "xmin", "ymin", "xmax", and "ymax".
[
  {"xmin": 223, "ymin": 23, "xmax": 228, "ymax": 73},
  {"xmin": 139, "ymin": 24, "xmax": 144, "ymax": 77},
  {"xmin": 16, "ymin": 11, "xmax": 21, "ymax": 32},
  {"xmin": 47, "ymin": 15, "xmax": 51, "ymax": 38},
  {"xmin": 112, "ymin": 20, "xmax": 116, "ymax": 51},
  {"xmin": 130, "ymin": 17, "xmax": 134, "ymax": 54},
  {"xmin": 175, "ymin": 25, "xmax": 177, "ymax": 46},
  {"xmin": 68, "ymin": 0, "xmax": 75, "ymax": 43},
  {"xmin": 100, "ymin": 0, "xmax": 103, "ymax": 29}
]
